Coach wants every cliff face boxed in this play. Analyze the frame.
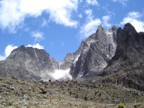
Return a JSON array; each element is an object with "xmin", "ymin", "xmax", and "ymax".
[
  {"xmin": 100, "ymin": 23, "xmax": 144, "ymax": 75},
  {"xmin": 68, "ymin": 23, "xmax": 144, "ymax": 91},
  {"xmin": 0, "ymin": 46, "xmax": 59, "ymax": 80},
  {"xmin": 98, "ymin": 23, "xmax": 144, "ymax": 91},
  {"xmin": 70, "ymin": 26, "xmax": 117, "ymax": 79}
]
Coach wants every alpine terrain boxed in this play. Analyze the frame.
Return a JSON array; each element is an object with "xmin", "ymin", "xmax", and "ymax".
[{"xmin": 0, "ymin": 23, "xmax": 144, "ymax": 108}]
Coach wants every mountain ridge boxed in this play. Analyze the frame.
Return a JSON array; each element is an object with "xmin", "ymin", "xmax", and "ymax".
[
  {"xmin": 0, "ymin": 23, "xmax": 144, "ymax": 92},
  {"xmin": 92, "ymin": 23, "xmax": 144, "ymax": 91}
]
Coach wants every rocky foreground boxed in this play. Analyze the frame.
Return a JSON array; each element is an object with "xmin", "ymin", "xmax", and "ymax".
[{"xmin": 0, "ymin": 77, "xmax": 144, "ymax": 108}]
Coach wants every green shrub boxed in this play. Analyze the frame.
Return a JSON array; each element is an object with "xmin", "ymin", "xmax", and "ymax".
[{"xmin": 118, "ymin": 103, "xmax": 125, "ymax": 108}]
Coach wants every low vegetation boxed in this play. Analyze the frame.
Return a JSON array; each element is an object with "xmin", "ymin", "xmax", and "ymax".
[{"xmin": 0, "ymin": 77, "xmax": 144, "ymax": 108}]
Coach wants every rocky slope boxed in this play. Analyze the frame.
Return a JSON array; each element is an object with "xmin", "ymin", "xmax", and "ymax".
[
  {"xmin": 102, "ymin": 23, "xmax": 144, "ymax": 74},
  {"xmin": 70, "ymin": 25, "xmax": 117, "ymax": 79},
  {"xmin": 68, "ymin": 23, "xmax": 144, "ymax": 91},
  {"xmin": 96, "ymin": 23, "xmax": 144, "ymax": 91},
  {"xmin": 0, "ymin": 77, "xmax": 144, "ymax": 108},
  {"xmin": 0, "ymin": 45, "xmax": 59, "ymax": 81},
  {"xmin": 0, "ymin": 45, "xmax": 77, "ymax": 81}
]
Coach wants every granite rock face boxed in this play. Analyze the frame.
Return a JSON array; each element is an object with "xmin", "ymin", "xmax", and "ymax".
[
  {"xmin": 70, "ymin": 26, "xmax": 117, "ymax": 79},
  {"xmin": 70, "ymin": 23, "xmax": 144, "ymax": 91},
  {"xmin": 100, "ymin": 23, "xmax": 144, "ymax": 74},
  {"xmin": 98, "ymin": 23, "xmax": 144, "ymax": 91},
  {"xmin": 0, "ymin": 46, "xmax": 59, "ymax": 80}
]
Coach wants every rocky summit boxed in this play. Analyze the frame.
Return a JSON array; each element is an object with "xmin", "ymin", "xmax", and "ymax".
[
  {"xmin": 70, "ymin": 25, "xmax": 117, "ymax": 80},
  {"xmin": 0, "ymin": 46, "xmax": 59, "ymax": 81},
  {"xmin": 97, "ymin": 23, "xmax": 144, "ymax": 91}
]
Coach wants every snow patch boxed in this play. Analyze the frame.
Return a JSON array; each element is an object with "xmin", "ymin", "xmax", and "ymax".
[
  {"xmin": 74, "ymin": 55, "xmax": 80, "ymax": 63},
  {"xmin": 49, "ymin": 69, "xmax": 72, "ymax": 80}
]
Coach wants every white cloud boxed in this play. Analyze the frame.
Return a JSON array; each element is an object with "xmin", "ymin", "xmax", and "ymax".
[
  {"xmin": 0, "ymin": 45, "xmax": 18, "ymax": 60},
  {"xmin": 5, "ymin": 45, "xmax": 18, "ymax": 57},
  {"xmin": 102, "ymin": 15, "xmax": 111, "ymax": 27},
  {"xmin": 86, "ymin": 0, "xmax": 98, "ymax": 5},
  {"xmin": 80, "ymin": 9, "xmax": 104, "ymax": 39},
  {"xmin": 85, "ymin": 9, "xmax": 93, "ymax": 20},
  {"xmin": 0, "ymin": 55, "xmax": 5, "ymax": 61},
  {"xmin": 111, "ymin": 0, "xmax": 128, "ymax": 5},
  {"xmin": 31, "ymin": 31, "xmax": 44, "ymax": 41},
  {"xmin": 27, "ymin": 43, "xmax": 44, "ymax": 49},
  {"xmin": 80, "ymin": 12, "xmax": 112, "ymax": 39},
  {"xmin": 127, "ymin": 12, "xmax": 142, "ymax": 19},
  {"xmin": 80, "ymin": 19, "xmax": 101, "ymax": 39},
  {"xmin": 0, "ymin": 0, "xmax": 78, "ymax": 32},
  {"xmin": 121, "ymin": 11, "xmax": 144, "ymax": 32}
]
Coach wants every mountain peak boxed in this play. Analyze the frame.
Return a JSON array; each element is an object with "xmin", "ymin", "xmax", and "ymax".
[
  {"xmin": 124, "ymin": 23, "xmax": 134, "ymax": 28},
  {"xmin": 124, "ymin": 23, "xmax": 137, "ymax": 33},
  {"xmin": 97, "ymin": 25, "xmax": 105, "ymax": 31},
  {"xmin": 110, "ymin": 25, "xmax": 117, "ymax": 31}
]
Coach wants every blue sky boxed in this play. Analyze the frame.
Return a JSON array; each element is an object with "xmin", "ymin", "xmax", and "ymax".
[{"xmin": 0, "ymin": 0, "xmax": 144, "ymax": 61}]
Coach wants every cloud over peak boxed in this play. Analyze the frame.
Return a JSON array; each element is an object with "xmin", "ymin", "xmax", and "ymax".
[
  {"xmin": 27, "ymin": 43, "xmax": 44, "ymax": 49},
  {"xmin": 0, "ymin": 43, "xmax": 44, "ymax": 61},
  {"xmin": 80, "ymin": 9, "xmax": 112, "ymax": 39},
  {"xmin": 121, "ymin": 11, "xmax": 144, "ymax": 32}
]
